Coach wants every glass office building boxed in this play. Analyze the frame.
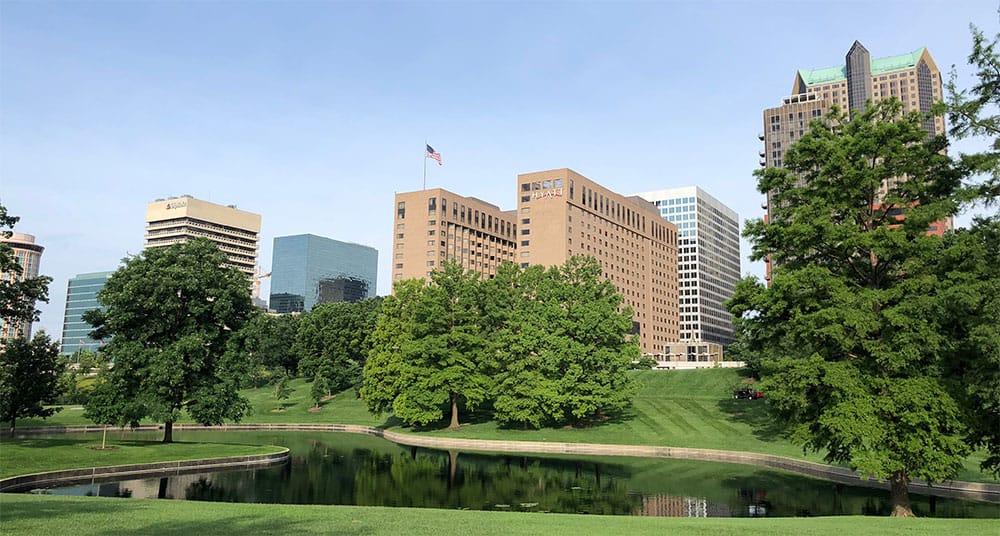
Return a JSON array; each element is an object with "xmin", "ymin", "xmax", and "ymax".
[
  {"xmin": 634, "ymin": 186, "xmax": 740, "ymax": 347},
  {"xmin": 269, "ymin": 234, "xmax": 378, "ymax": 313},
  {"xmin": 60, "ymin": 271, "xmax": 113, "ymax": 357}
]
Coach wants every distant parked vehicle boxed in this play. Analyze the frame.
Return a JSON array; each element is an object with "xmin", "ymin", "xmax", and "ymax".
[{"xmin": 733, "ymin": 387, "xmax": 763, "ymax": 400}]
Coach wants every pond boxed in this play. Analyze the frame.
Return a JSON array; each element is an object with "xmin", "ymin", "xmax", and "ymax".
[{"xmin": 40, "ymin": 430, "xmax": 1000, "ymax": 518}]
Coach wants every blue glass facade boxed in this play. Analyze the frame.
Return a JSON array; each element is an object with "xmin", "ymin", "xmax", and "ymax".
[
  {"xmin": 269, "ymin": 234, "xmax": 378, "ymax": 313},
  {"xmin": 60, "ymin": 271, "xmax": 113, "ymax": 356}
]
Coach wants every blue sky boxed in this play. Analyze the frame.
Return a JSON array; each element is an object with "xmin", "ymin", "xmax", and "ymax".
[{"xmin": 1, "ymin": 1, "xmax": 996, "ymax": 337}]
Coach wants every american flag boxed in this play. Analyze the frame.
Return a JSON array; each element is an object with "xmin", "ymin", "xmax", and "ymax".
[{"xmin": 425, "ymin": 144, "xmax": 442, "ymax": 165}]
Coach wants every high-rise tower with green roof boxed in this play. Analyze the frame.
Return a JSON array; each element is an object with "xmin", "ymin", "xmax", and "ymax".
[{"xmin": 758, "ymin": 42, "xmax": 950, "ymax": 282}]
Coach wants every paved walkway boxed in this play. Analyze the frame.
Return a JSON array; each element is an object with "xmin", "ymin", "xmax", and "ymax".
[{"xmin": 6, "ymin": 423, "xmax": 998, "ymax": 503}]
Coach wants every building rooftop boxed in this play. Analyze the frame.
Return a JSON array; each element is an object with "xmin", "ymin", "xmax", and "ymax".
[{"xmin": 797, "ymin": 48, "xmax": 926, "ymax": 86}]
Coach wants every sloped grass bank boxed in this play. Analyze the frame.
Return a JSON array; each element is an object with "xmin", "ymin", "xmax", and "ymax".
[
  {"xmin": 11, "ymin": 369, "xmax": 997, "ymax": 483},
  {"xmin": 1, "ymin": 494, "xmax": 995, "ymax": 536}
]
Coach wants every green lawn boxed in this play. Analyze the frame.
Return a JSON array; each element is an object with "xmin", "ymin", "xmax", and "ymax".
[
  {"xmin": 1, "ymin": 494, "xmax": 995, "ymax": 536},
  {"xmin": 0, "ymin": 436, "xmax": 284, "ymax": 478},
  {"xmin": 11, "ymin": 369, "xmax": 998, "ymax": 483}
]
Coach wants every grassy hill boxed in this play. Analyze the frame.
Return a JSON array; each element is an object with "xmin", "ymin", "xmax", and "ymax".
[{"xmin": 14, "ymin": 368, "xmax": 997, "ymax": 483}]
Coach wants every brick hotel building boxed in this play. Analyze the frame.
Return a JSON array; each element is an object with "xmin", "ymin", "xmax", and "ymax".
[{"xmin": 392, "ymin": 169, "xmax": 679, "ymax": 355}]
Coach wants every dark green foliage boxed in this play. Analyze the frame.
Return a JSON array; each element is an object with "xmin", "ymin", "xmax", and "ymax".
[
  {"xmin": 395, "ymin": 261, "xmax": 490, "ymax": 428},
  {"xmin": 227, "ymin": 310, "xmax": 301, "ymax": 387},
  {"xmin": 83, "ymin": 238, "xmax": 253, "ymax": 442},
  {"xmin": 941, "ymin": 23, "xmax": 1000, "ymax": 201},
  {"xmin": 362, "ymin": 258, "xmax": 638, "ymax": 430},
  {"xmin": 0, "ymin": 332, "xmax": 63, "ymax": 432},
  {"xmin": 488, "ymin": 258, "xmax": 638, "ymax": 428},
  {"xmin": 294, "ymin": 297, "xmax": 382, "ymax": 393},
  {"xmin": 360, "ymin": 280, "xmax": 422, "ymax": 418},
  {"xmin": 734, "ymin": 100, "xmax": 971, "ymax": 516},
  {"xmin": 0, "ymin": 204, "xmax": 51, "ymax": 334},
  {"xmin": 929, "ymin": 218, "xmax": 1000, "ymax": 474}
]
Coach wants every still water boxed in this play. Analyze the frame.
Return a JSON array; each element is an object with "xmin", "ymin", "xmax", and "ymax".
[{"xmin": 44, "ymin": 430, "xmax": 999, "ymax": 518}]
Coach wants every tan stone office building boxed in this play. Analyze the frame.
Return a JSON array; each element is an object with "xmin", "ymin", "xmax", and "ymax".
[
  {"xmin": 392, "ymin": 169, "xmax": 679, "ymax": 355},
  {"xmin": 516, "ymin": 169, "xmax": 679, "ymax": 355},
  {"xmin": 145, "ymin": 195, "xmax": 262, "ymax": 278},
  {"xmin": 391, "ymin": 188, "xmax": 519, "ymax": 282}
]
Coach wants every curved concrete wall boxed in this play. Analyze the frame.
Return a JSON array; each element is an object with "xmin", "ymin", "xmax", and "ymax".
[
  {"xmin": 6, "ymin": 424, "xmax": 998, "ymax": 503},
  {"xmin": 0, "ymin": 448, "xmax": 289, "ymax": 493}
]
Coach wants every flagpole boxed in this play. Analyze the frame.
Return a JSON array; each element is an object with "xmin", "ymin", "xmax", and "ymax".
[{"xmin": 423, "ymin": 141, "xmax": 427, "ymax": 190}]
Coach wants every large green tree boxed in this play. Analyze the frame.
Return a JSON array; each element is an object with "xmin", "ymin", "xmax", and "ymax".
[
  {"xmin": 360, "ymin": 279, "xmax": 423, "ymax": 418},
  {"xmin": 83, "ymin": 238, "xmax": 253, "ymax": 442},
  {"xmin": 294, "ymin": 297, "xmax": 382, "ymax": 393},
  {"xmin": 731, "ymin": 100, "xmax": 969, "ymax": 517},
  {"xmin": 395, "ymin": 261, "xmax": 491, "ymax": 429},
  {"xmin": 0, "ymin": 332, "xmax": 63, "ymax": 432},
  {"xmin": 487, "ymin": 258, "xmax": 638, "ymax": 428},
  {"xmin": 0, "ymin": 204, "xmax": 51, "ymax": 334}
]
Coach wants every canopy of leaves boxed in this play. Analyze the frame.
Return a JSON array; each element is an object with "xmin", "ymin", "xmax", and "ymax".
[
  {"xmin": 227, "ymin": 309, "xmax": 301, "ymax": 386},
  {"xmin": 0, "ymin": 332, "xmax": 63, "ymax": 431},
  {"xmin": 733, "ymin": 100, "xmax": 970, "ymax": 500},
  {"xmin": 294, "ymin": 297, "xmax": 382, "ymax": 393},
  {"xmin": 487, "ymin": 258, "xmax": 638, "ymax": 428},
  {"xmin": 83, "ymin": 238, "xmax": 253, "ymax": 440},
  {"xmin": 362, "ymin": 257, "xmax": 638, "ymax": 430}
]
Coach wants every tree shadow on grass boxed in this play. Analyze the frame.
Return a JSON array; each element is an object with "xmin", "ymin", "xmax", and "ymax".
[
  {"xmin": 716, "ymin": 397, "xmax": 790, "ymax": 443},
  {"xmin": 1, "ymin": 497, "xmax": 377, "ymax": 536}
]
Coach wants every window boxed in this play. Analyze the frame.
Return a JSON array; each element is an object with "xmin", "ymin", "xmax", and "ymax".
[
  {"xmin": 427, "ymin": 240, "xmax": 435, "ymax": 246},
  {"xmin": 428, "ymin": 220, "xmax": 436, "ymax": 226},
  {"xmin": 520, "ymin": 251, "xmax": 530, "ymax": 257},
  {"xmin": 427, "ymin": 261, "xmax": 435, "ymax": 267},
  {"xmin": 521, "ymin": 218, "xmax": 530, "ymax": 224},
  {"xmin": 395, "ymin": 263, "xmax": 403, "ymax": 269},
  {"xmin": 521, "ymin": 240, "xmax": 529, "ymax": 246},
  {"xmin": 428, "ymin": 230, "xmax": 436, "ymax": 236},
  {"xmin": 521, "ymin": 229, "xmax": 530, "ymax": 235},
  {"xmin": 542, "ymin": 179, "xmax": 552, "ymax": 189},
  {"xmin": 521, "ymin": 183, "xmax": 530, "ymax": 192},
  {"xmin": 521, "ymin": 195, "xmax": 530, "ymax": 202},
  {"xmin": 397, "ymin": 202, "xmax": 405, "ymax": 219},
  {"xmin": 396, "ymin": 233, "xmax": 404, "ymax": 238},
  {"xmin": 555, "ymin": 179, "xmax": 563, "ymax": 188}
]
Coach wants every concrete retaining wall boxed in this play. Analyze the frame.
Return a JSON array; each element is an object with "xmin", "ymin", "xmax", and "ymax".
[
  {"xmin": 5, "ymin": 424, "xmax": 998, "ymax": 503},
  {"xmin": 0, "ymin": 448, "xmax": 289, "ymax": 493}
]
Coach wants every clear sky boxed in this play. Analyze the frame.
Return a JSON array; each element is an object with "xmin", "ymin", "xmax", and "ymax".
[{"xmin": 1, "ymin": 0, "xmax": 996, "ymax": 338}]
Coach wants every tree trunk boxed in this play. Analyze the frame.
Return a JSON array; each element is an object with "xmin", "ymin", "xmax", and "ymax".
[
  {"xmin": 8, "ymin": 418, "xmax": 14, "ymax": 434},
  {"xmin": 889, "ymin": 470, "xmax": 915, "ymax": 517},
  {"xmin": 162, "ymin": 421, "xmax": 174, "ymax": 443},
  {"xmin": 448, "ymin": 392, "xmax": 460, "ymax": 429}
]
